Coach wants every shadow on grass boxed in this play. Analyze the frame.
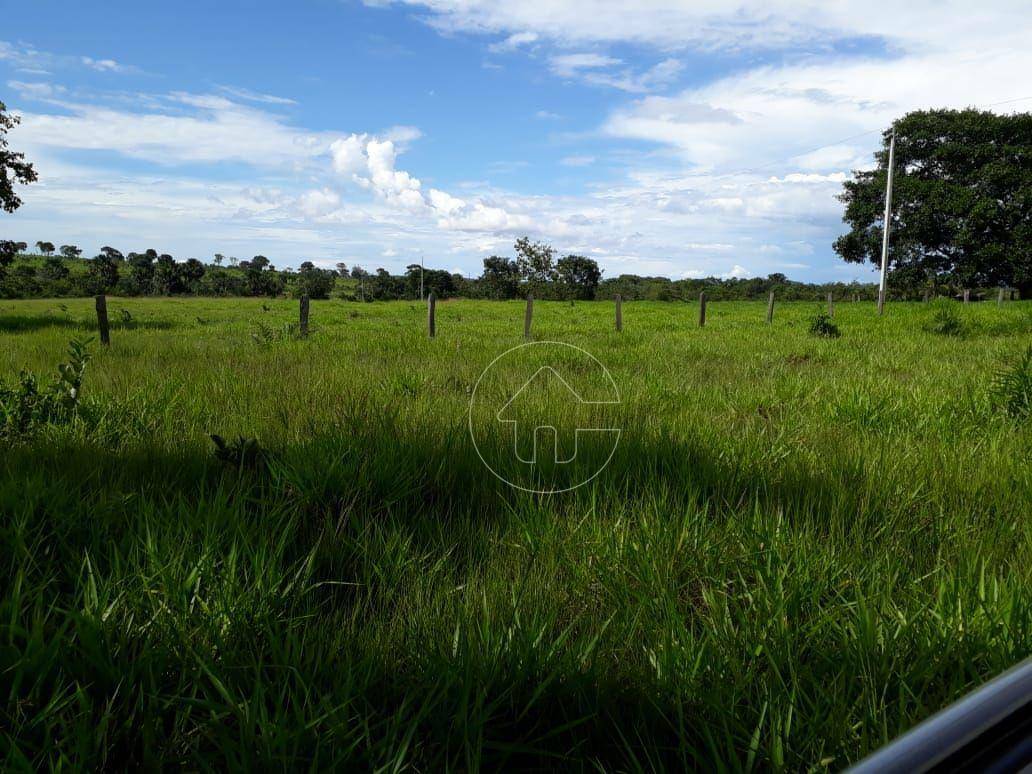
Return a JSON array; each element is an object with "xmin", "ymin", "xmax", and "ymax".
[
  {"xmin": 1, "ymin": 420, "xmax": 1024, "ymax": 770},
  {"xmin": 0, "ymin": 314, "xmax": 175, "ymax": 333}
]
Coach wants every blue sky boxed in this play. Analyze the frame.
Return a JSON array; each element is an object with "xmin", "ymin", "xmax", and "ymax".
[{"xmin": 3, "ymin": 0, "xmax": 1029, "ymax": 280}]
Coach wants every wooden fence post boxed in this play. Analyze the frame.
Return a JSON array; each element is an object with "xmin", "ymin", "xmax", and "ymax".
[
  {"xmin": 427, "ymin": 291, "xmax": 436, "ymax": 338},
  {"xmin": 998, "ymin": 287, "xmax": 1005, "ymax": 306},
  {"xmin": 877, "ymin": 289, "xmax": 885, "ymax": 315},
  {"xmin": 766, "ymin": 290, "xmax": 775, "ymax": 324},
  {"xmin": 963, "ymin": 288, "xmax": 970, "ymax": 303},
  {"xmin": 95, "ymin": 295, "xmax": 110, "ymax": 346},
  {"xmin": 827, "ymin": 291, "xmax": 834, "ymax": 317},
  {"xmin": 299, "ymin": 295, "xmax": 310, "ymax": 337},
  {"xmin": 698, "ymin": 291, "xmax": 706, "ymax": 328},
  {"xmin": 615, "ymin": 294, "xmax": 623, "ymax": 332},
  {"xmin": 524, "ymin": 294, "xmax": 533, "ymax": 339}
]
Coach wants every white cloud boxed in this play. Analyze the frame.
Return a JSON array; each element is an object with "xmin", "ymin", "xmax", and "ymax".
[
  {"xmin": 18, "ymin": 93, "xmax": 333, "ymax": 167},
  {"xmin": 428, "ymin": 188, "xmax": 466, "ymax": 214},
  {"xmin": 367, "ymin": 0, "xmax": 1029, "ymax": 56},
  {"xmin": 6, "ymin": 80, "xmax": 64, "ymax": 99},
  {"xmin": 488, "ymin": 31, "xmax": 539, "ymax": 53},
  {"xmin": 723, "ymin": 264, "xmax": 751, "ymax": 279},
  {"xmin": 216, "ymin": 85, "xmax": 297, "ymax": 105},
  {"xmin": 81, "ymin": 56, "xmax": 132, "ymax": 73},
  {"xmin": 330, "ymin": 134, "xmax": 370, "ymax": 176},
  {"xmin": 297, "ymin": 188, "xmax": 342, "ymax": 217},
  {"xmin": 550, "ymin": 52, "xmax": 621, "ymax": 77}
]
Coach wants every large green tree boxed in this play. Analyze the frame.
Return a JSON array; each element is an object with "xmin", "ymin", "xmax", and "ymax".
[
  {"xmin": 556, "ymin": 254, "xmax": 602, "ymax": 300},
  {"xmin": 1, "ymin": 100, "xmax": 37, "ymax": 214},
  {"xmin": 834, "ymin": 109, "xmax": 1031, "ymax": 297}
]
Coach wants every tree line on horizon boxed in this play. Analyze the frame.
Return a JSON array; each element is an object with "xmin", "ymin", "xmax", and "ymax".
[{"xmin": 0, "ymin": 238, "xmax": 890, "ymax": 302}]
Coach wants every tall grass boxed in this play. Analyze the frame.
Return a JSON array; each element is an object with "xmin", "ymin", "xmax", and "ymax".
[{"xmin": 1, "ymin": 297, "xmax": 1030, "ymax": 770}]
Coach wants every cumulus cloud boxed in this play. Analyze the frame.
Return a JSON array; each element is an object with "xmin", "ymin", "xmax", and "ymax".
[{"xmin": 297, "ymin": 188, "xmax": 342, "ymax": 217}]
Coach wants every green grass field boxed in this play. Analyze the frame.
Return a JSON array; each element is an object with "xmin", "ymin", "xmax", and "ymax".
[{"xmin": 2, "ymin": 296, "xmax": 1030, "ymax": 770}]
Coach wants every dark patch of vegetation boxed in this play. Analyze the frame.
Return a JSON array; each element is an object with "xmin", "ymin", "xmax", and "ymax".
[
  {"xmin": 808, "ymin": 312, "xmax": 840, "ymax": 338},
  {"xmin": 926, "ymin": 299, "xmax": 965, "ymax": 336}
]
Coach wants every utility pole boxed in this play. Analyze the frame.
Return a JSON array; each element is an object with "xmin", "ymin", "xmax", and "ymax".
[{"xmin": 878, "ymin": 127, "xmax": 896, "ymax": 315}]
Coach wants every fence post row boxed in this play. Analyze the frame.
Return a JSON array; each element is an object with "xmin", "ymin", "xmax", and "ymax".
[
  {"xmin": 698, "ymin": 291, "xmax": 707, "ymax": 328},
  {"xmin": 299, "ymin": 295, "xmax": 310, "ymax": 337},
  {"xmin": 524, "ymin": 294, "xmax": 533, "ymax": 339},
  {"xmin": 766, "ymin": 291, "xmax": 775, "ymax": 324},
  {"xmin": 95, "ymin": 295, "xmax": 110, "ymax": 346},
  {"xmin": 877, "ymin": 289, "xmax": 886, "ymax": 315},
  {"xmin": 427, "ymin": 291, "xmax": 436, "ymax": 338},
  {"xmin": 615, "ymin": 294, "xmax": 623, "ymax": 332}
]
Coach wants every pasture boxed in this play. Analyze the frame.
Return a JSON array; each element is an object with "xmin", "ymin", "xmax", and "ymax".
[{"xmin": 2, "ymin": 296, "xmax": 1031, "ymax": 770}]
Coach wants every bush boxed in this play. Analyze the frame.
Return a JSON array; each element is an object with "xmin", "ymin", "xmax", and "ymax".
[
  {"xmin": 927, "ymin": 299, "xmax": 965, "ymax": 336},
  {"xmin": 0, "ymin": 338, "xmax": 91, "ymax": 438},
  {"xmin": 991, "ymin": 345, "xmax": 1032, "ymax": 420},
  {"xmin": 808, "ymin": 312, "xmax": 840, "ymax": 338}
]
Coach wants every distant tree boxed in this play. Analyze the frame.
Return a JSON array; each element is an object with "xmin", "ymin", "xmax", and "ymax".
[
  {"xmin": 87, "ymin": 251, "xmax": 120, "ymax": 292},
  {"xmin": 36, "ymin": 241, "xmax": 55, "ymax": 256},
  {"xmin": 336, "ymin": 261, "xmax": 348, "ymax": 277},
  {"xmin": 1, "ymin": 101, "xmax": 37, "ymax": 213},
  {"xmin": 835, "ymin": 109, "xmax": 1032, "ymax": 297},
  {"xmin": 39, "ymin": 256, "xmax": 70, "ymax": 281},
  {"xmin": 152, "ymin": 254, "xmax": 185, "ymax": 294},
  {"xmin": 59, "ymin": 244, "xmax": 82, "ymax": 259},
  {"xmin": 243, "ymin": 255, "xmax": 282, "ymax": 296},
  {"xmin": 0, "ymin": 240, "xmax": 17, "ymax": 276},
  {"xmin": 555, "ymin": 254, "xmax": 602, "ymax": 300},
  {"xmin": 766, "ymin": 273, "xmax": 788, "ymax": 285},
  {"xmin": 480, "ymin": 255, "xmax": 521, "ymax": 299},
  {"xmin": 124, "ymin": 251, "xmax": 156, "ymax": 294},
  {"xmin": 295, "ymin": 262, "xmax": 335, "ymax": 299},
  {"xmin": 514, "ymin": 236, "xmax": 556, "ymax": 288},
  {"xmin": 182, "ymin": 258, "xmax": 206, "ymax": 286},
  {"xmin": 99, "ymin": 246, "xmax": 124, "ymax": 261},
  {"xmin": 213, "ymin": 253, "xmax": 224, "ymax": 266},
  {"xmin": 228, "ymin": 256, "xmax": 239, "ymax": 267}
]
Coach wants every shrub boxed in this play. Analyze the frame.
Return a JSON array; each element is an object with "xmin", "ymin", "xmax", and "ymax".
[
  {"xmin": 991, "ymin": 346, "xmax": 1032, "ymax": 420},
  {"xmin": 0, "ymin": 338, "xmax": 91, "ymax": 438},
  {"xmin": 808, "ymin": 312, "xmax": 840, "ymax": 338},
  {"xmin": 927, "ymin": 299, "xmax": 964, "ymax": 336}
]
